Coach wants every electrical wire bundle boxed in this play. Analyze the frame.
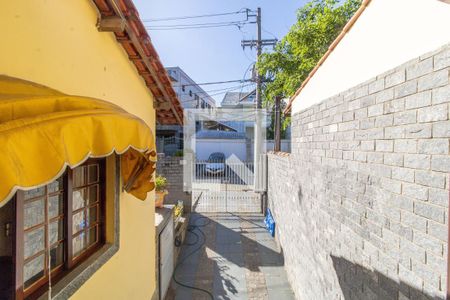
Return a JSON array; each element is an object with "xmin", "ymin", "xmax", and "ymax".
[{"xmin": 143, "ymin": 9, "xmax": 253, "ymax": 31}]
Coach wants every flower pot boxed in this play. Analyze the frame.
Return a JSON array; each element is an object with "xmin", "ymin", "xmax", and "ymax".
[{"xmin": 155, "ymin": 190, "xmax": 168, "ymax": 208}]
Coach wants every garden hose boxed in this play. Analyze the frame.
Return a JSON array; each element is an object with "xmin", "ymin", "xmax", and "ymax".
[{"xmin": 172, "ymin": 215, "xmax": 214, "ymax": 300}]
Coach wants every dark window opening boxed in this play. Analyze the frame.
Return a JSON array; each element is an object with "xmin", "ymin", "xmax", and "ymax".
[{"xmin": 0, "ymin": 200, "xmax": 14, "ymax": 299}]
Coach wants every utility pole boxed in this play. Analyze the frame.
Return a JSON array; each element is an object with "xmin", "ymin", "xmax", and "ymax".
[
  {"xmin": 241, "ymin": 9, "xmax": 277, "ymax": 108},
  {"xmin": 241, "ymin": 8, "xmax": 277, "ymax": 190},
  {"xmin": 256, "ymin": 7, "xmax": 262, "ymax": 110},
  {"xmin": 274, "ymin": 96, "xmax": 281, "ymax": 152}
]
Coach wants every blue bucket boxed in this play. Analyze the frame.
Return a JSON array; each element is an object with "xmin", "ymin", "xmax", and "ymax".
[{"xmin": 264, "ymin": 208, "xmax": 276, "ymax": 237}]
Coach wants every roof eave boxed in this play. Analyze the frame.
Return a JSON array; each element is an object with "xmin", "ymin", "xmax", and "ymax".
[{"xmin": 92, "ymin": 0, "xmax": 184, "ymax": 125}]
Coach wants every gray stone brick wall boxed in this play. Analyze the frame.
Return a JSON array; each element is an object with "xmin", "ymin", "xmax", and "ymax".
[
  {"xmin": 268, "ymin": 43, "xmax": 450, "ymax": 300},
  {"xmin": 156, "ymin": 156, "xmax": 191, "ymax": 211}
]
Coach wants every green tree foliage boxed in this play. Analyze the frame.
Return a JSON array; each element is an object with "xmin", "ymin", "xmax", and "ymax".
[{"xmin": 259, "ymin": 0, "xmax": 362, "ymax": 107}]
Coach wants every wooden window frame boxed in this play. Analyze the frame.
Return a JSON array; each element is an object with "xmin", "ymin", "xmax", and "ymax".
[{"xmin": 13, "ymin": 158, "xmax": 106, "ymax": 300}]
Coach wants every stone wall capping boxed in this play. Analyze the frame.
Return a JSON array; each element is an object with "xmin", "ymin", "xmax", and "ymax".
[
  {"xmin": 434, "ymin": 48, "xmax": 450, "ymax": 71},
  {"xmin": 268, "ymin": 151, "xmax": 291, "ymax": 157},
  {"xmin": 420, "ymin": 42, "xmax": 450, "ymax": 61}
]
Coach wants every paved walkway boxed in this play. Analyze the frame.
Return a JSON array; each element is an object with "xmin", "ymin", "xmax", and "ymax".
[{"xmin": 166, "ymin": 213, "xmax": 295, "ymax": 300}]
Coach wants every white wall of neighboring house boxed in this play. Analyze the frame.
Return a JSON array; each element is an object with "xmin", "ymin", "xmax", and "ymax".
[
  {"xmin": 195, "ymin": 137, "xmax": 288, "ymax": 161},
  {"xmin": 292, "ymin": 0, "xmax": 450, "ymax": 114},
  {"xmin": 196, "ymin": 139, "xmax": 247, "ymax": 161}
]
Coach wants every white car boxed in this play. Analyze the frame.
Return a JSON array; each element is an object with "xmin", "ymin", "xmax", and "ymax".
[{"xmin": 205, "ymin": 152, "xmax": 225, "ymax": 175}]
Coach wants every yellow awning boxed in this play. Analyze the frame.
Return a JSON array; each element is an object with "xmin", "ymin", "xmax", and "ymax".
[{"xmin": 0, "ymin": 75, "xmax": 157, "ymax": 206}]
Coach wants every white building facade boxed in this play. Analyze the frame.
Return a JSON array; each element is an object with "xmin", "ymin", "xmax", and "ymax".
[
  {"xmin": 166, "ymin": 67, "xmax": 215, "ymax": 109},
  {"xmin": 157, "ymin": 67, "xmax": 216, "ymax": 155}
]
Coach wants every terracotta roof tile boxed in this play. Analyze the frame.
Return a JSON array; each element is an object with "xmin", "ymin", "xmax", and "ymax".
[{"xmin": 92, "ymin": 0, "xmax": 183, "ymax": 125}]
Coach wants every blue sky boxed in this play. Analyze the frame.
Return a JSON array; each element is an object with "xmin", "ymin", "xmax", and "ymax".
[{"xmin": 134, "ymin": 1, "xmax": 307, "ymax": 105}]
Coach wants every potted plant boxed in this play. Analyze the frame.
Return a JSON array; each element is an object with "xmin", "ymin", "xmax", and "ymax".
[
  {"xmin": 155, "ymin": 174, "xmax": 168, "ymax": 208},
  {"xmin": 173, "ymin": 149, "xmax": 183, "ymax": 157}
]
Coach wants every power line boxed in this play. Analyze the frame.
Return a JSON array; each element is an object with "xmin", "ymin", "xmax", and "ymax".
[
  {"xmin": 147, "ymin": 20, "xmax": 247, "ymax": 28},
  {"xmin": 182, "ymin": 79, "xmax": 253, "ymax": 87},
  {"xmin": 146, "ymin": 20, "xmax": 251, "ymax": 28},
  {"xmin": 180, "ymin": 83, "xmax": 255, "ymax": 100},
  {"xmin": 184, "ymin": 82, "xmax": 254, "ymax": 94},
  {"xmin": 238, "ymin": 27, "xmax": 256, "ymax": 63},
  {"xmin": 181, "ymin": 84, "xmax": 252, "ymax": 96},
  {"xmin": 142, "ymin": 9, "xmax": 249, "ymax": 22},
  {"xmin": 179, "ymin": 83, "xmax": 255, "ymax": 104},
  {"xmin": 240, "ymin": 62, "xmax": 255, "ymax": 95},
  {"xmin": 146, "ymin": 21, "xmax": 252, "ymax": 31},
  {"xmin": 176, "ymin": 67, "xmax": 255, "ymax": 103},
  {"xmin": 208, "ymin": 84, "xmax": 255, "ymax": 97},
  {"xmin": 262, "ymin": 26, "xmax": 278, "ymax": 40}
]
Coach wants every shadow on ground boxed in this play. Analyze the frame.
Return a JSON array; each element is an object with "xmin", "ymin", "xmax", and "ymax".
[
  {"xmin": 332, "ymin": 256, "xmax": 439, "ymax": 300},
  {"xmin": 166, "ymin": 213, "xmax": 441, "ymax": 300},
  {"xmin": 166, "ymin": 213, "xmax": 295, "ymax": 300}
]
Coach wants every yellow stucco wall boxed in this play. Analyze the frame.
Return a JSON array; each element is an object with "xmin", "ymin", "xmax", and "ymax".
[{"xmin": 0, "ymin": 1, "xmax": 157, "ymax": 299}]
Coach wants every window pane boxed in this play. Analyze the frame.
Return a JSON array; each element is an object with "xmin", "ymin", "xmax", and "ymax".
[
  {"xmin": 88, "ymin": 185, "xmax": 99, "ymax": 205},
  {"xmin": 86, "ymin": 206, "xmax": 98, "ymax": 227},
  {"xmin": 48, "ymin": 194, "xmax": 63, "ymax": 219},
  {"xmin": 24, "ymin": 187, "xmax": 45, "ymax": 200},
  {"xmin": 72, "ymin": 210, "xmax": 86, "ymax": 234},
  {"xmin": 73, "ymin": 166, "xmax": 87, "ymax": 188},
  {"xmin": 24, "ymin": 254, "xmax": 45, "ymax": 288},
  {"xmin": 24, "ymin": 198, "xmax": 45, "ymax": 229},
  {"xmin": 72, "ymin": 188, "xmax": 86, "ymax": 211},
  {"xmin": 87, "ymin": 226, "xmax": 97, "ymax": 247},
  {"xmin": 24, "ymin": 227, "xmax": 45, "ymax": 259},
  {"xmin": 72, "ymin": 233, "xmax": 86, "ymax": 257},
  {"xmin": 49, "ymin": 219, "xmax": 63, "ymax": 245},
  {"xmin": 50, "ymin": 243, "xmax": 64, "ymax": 270},
  {"xmin": 88, "ymin": 164, "xmax": 99, "ymax": 184},
  {"xmin": 47, "ymin": 178, "xmax": 63, "ymax": 194}
]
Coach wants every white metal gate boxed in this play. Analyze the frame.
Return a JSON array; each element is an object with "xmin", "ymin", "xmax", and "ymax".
[
  {"xmin": 182, "ymin": 108, "xmax": 268, "ymax": 214},
  {"xmin": 189, "ymin": 157, "xmax": 265, "ymax": 213}
]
